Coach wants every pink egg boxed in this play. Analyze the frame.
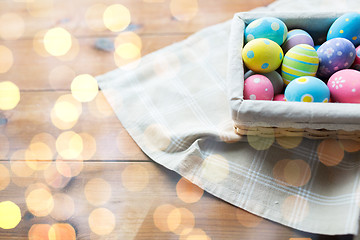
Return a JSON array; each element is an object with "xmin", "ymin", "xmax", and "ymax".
[
  {"xmin": 244, "ymin": 74, "xmax": 274, "ymax": 100},
  {"xmin": 351, "ymin": 45, "xmax": 360, "ymax": 70},
  {"xmin": 274, "ymin": 94, "xmax": 286, "ymax": 101},
  {"xmin": 327, "ymin": 69, "xmax": 360, "ymax": 103}
]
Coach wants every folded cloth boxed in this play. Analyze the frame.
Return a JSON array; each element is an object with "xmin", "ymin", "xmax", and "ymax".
[{"xmin": 97, "ymin": 0, "xmax": 360, "ymax": 235}]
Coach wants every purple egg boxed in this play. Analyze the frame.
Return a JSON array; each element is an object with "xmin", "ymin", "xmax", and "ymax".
[
  {"xmin": 282, "ymin": 29, "xmax": 314, "ymax": 53},
  {"xmin": 316, "ymin": 38, "xmax": 356, "ymax": 79}
]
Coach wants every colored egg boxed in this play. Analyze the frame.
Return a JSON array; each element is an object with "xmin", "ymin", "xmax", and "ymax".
[
  {"xmin": 351, "ymin": 45, "xmax": 360, "ymax": 70},
  {"xmin": 242, "ymin": 38, "xmax": 283, "ymax": 73},
  {"xmin": 317, "ymin": 38, "xmax": 356, "ymax": 79},
  {"xmin": 245, "ymin": 17, "xmax": 288, "ymax": 45},
  {"xmin": 281, "ymin": 44, "xmax": 319, "ymax": 85},
  {"xmin": 314, "ymin": 45, "xmax": 321, "ymax": 51},
  {"xmin": 282, "ymin": 29, "xmax": 314, "ymax": 53},
  {"xmin": 274, "ymin": 94, "xmax": 286, "ymax": 101},
  {"xmin": 327, "ymin": 69, "xmax": 360, "ymax": 103},
  {"xmin": 284, "ymin": 76, "xmax": 330, "ymax": 102},
  {"xmin": 244, "ymin": 74, "xmax": 274, "ymax": 100},
  {"xmin": 244, "ymin": 70, "xmax": 284, "ymax": 95},
  {"xmin": 327, "ymin": 12, "xmax": 360, "ymax": 46}
]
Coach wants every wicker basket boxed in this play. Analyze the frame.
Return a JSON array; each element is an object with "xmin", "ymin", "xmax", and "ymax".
[{"xmin": 227, "ymin": 11, "xmax": 360, "ymax": 140}]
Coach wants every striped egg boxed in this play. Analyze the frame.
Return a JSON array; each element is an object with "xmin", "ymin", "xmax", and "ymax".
[
  {"xmin": 282, "ymin": 29, "xmax": 314, "ymax": 54},
  {"xmin": 281, "ymin": 44, "xmax": 319, "ymax": 85}
]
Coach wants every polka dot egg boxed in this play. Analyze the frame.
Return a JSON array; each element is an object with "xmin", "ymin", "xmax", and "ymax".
[
  {"xmin": 317, "ymin": 38, "xmax": 356, "ymax": 79},
  {"xmin": 242, "ymin": 38, "xmax": 283, "ymax": 73},
  {"xmin": 327, "ymin": 12, "xmax": 360, "ymax": 46},
  {"xmin": 281, "ymin": 44, "xmax": 319, "ymax": 85},
  {"xmin": 282, "ymin": 29, "xmax": 314, "ymax": 54},
  {"xmin": 244, "ymin": 70, "xmax": 284, "ymax": 95},
  {"xmin": 327, "ymin": 69, "xmax": 360, "ymax": 103},
  {"xmin": 284, "ymin": 76, "xmax": 330, "ymax": 102},
  {"xmin": 244, "ymin": 74, "xmax": 274, "ymax": 100},
  {"xmin": 245, "ymin": 17, "xmax": 288, "ymax": 45},
  {"xmin": 351, "ymin": 45, "xmax": 360, "ymax": 70}
]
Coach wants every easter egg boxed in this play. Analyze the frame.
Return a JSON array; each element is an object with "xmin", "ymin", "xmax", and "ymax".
[
  {"xmin": 242, "ymin": 38, "xmax": 283, "ymax": 73},
  {"xmin": 351, "ymin": 45, "xmax": 360, "ymax": 70},
  {"xmin": 274, "ymin": 94, "xmax": 286, "ymax": 101},
  {"xmin": 327, "ymin": 69, "xmax": 360, "ymax": 103},
  {"xmin": 244, "ymin": 70, "xmax": 284, "ymax": 95},
  {"xmin": 285, "ymin": 76, "xmax": 330, "ymax": 102},
  {"xmin": 245, "ymin": 17, "xmax": 288, "ymax": 45},
  {"xmin": 282, "ymin": 29, "xmax": 314, "ymax": 53},
  {"xmin": 281, "ymin": 44, "xmax": 319, "ymax": 85},
  {"xmin": 317, "ymin": 38, "xmax": 356, "ymax": 79},
  {"xmin": 327, "ymin": 12, "xmax": 360, "ymax": 46},
  {"xmin": 244, "ymin": 74, "xmax": 274, "ymax": 100}
]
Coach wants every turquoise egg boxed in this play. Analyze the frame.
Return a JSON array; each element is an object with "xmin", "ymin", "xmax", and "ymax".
[
  {"xmin": 327, "ymin": 12, "xmax": 360, "ymax": 46},
  {"xmin": 245, "ymin": 17, "xmax": 288, "ymax": 45},
  {"xmin": 284, "ymin": 76, "xmax": 330, "ymax": 102}
]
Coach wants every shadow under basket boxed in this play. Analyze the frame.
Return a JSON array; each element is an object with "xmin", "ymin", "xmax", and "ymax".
[{"xmin": 227, "ymin": 11, "xmax": 360, "ymax": 140}]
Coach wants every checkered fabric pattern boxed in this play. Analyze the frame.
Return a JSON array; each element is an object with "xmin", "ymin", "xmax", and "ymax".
[{"xmin": 98, "ymin": 0, "xmax": 360, "ymax": 235}]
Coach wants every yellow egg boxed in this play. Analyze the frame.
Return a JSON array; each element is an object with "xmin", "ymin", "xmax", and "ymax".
[{"xmin": 242, "ymin": 38, "xmax": 283, "ymax": 73}]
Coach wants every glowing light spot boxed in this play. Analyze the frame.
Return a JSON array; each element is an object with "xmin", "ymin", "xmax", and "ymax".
[
  {"xmin": 282, "ymin": 195, "xmax": 309, "ymax": 223},
  {"xmin": 273, "ymin": 159, "xmax": 311, "ymax": 187},
  {"xmin": 85, "ymin": 178, "xmax": 112, "ymax": 206},
  {"xmin": 48, "ymin": 223, "xmax": 76, "ymax": 240},
  {"xmin": 56, "ymin": 131, "xmax": 83, "ymax": 159},
  {"xmin": 51, "ymin": 93, "xmax": 82, "ymax": 129},
  {"xmin": 248, "ymin": 132, "xmax": 274, "ymax": 150},
  {"xmin": 71, "ymin": 74, "xmax": 99, "ymax": 102},
  {"xmin": 143, "ymin": 124, "xmax": 171, "ymax": 151},
  {"xmin": 235, "ymin": 209, "xmax": 262, "ymax": 227},
  {"xmin": 168, "ymin": 208, "xmax": 195, "ymax": 235},
  {"xmin": 43, "ymin": 163, "xmax": 71, "ymax": 189},
  {"xmin": 0, "ymin": 13, "xmax": 24, "ymax": 40},
  {"xmin": 28, "ymin": 224, "xmax": 51, "ymax": 240},
  {"xmin": 44, "ymin": 27, "xmax": 72, "ymax": 56},
  {"xmin": 56, "ymin": 157, "xmax": 83, "ymax": 178},
  {"xmin": 170, "ymin": 0, "xmax": 198, "ymax": 21},
  {"xmin": 26, "ymin": 184, "xmax": 54, "ymax": 217},
  {"xmin": 276, "ymin": 136, "xmax": 302, "ymax": 149},
  {"xmin": 31, "ymin": 132, "xmax": 56, "ymax": 154},
  {"xmin": 0, "ymin": 201, "xmax": 21, "ymax": 229},
  {"xmin": 56, "ymin": 36, "xmax": 79, "ymax": 61},
  {"xmin": 121, "ymin": 164, "xmax": 149, "ymax": 192},
  {"xmin": 25, "ymin": 142, "xmax": 53, "ymax": 171},
  {"xmin": 201, "ymin": 154, "xmax": 229, "ymax": 183},
  {"xmin": 85, "ymin": 4, "xmax": 108, "ymax": 32},
  {"xmin": 88, "ymin": 208, "xmax": 116, "ymax": 235},
  {"xmin": 26, "ymin": 0, "xmax": 53, "ymax": 17},
  {"xmin": 103, "ymin": 4, "xmax": 131, "ymax": 32},
  {"xmin": 317, "ymin": 139, "xmax": 344, "ymax": 166},
  {"xmin": 50, "ymin": 194, "xmax": 75, "ymax": 221},
  {"xmin": 33, "ymin": 30, "xmax": 50, "ymax": 57},
  {"xmin": 339, "ymin": 139, "xmax": 360, "ymax": 152},
  {"xmin": 10, "ymin": 150, "xmax": 35, "ymax": 187},
  {"xmin": 115, "ymin": 31, "xmax": 142, "ymax": 49},
  {"xmin": 114, "ymin": 42, "xmax": 141, "ymax": 69},
  {"xmin": 153, "ymin": 204, "xmax": 177, "ymax": 232},
  {"xmin": 78, "ymin": 132, "xmax": 97, "ymax": 160},
  {"xmin": 0, "ymin": 164, "xmax": 10, "ymax": 191},
  {"xmin": 176, "ymin": 177, "xmax": 203, "ymax": 203},
  {"xmin": 179, "ymin": 228, "xmax": 210, "ymax": 240},
  {"xmin": 0, "ymin": 81, "xmax": 20, "ymax": 110},
  {"xmin": 0, "ymin": 134, "xmax": 9, "ymax": 158}
]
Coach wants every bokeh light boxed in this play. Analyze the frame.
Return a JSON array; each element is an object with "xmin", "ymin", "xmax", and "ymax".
[
  {"xmin": 0, "ymin": 164, "xmax": 10, "ymax": 191},
  {"xmin": 88, "ymin": 208, "xmax": 116, "ymax": 235},
  {"xmin": 50, "ymin": 193, "xmax": 75, "ymax": 221},
  {"xmin": 0, "ymin": 201, "xmax": 21, "ymax": 229},
  {"xmin": 0, "ymin": 81, "xmax": 20, "ymax": 110},
  {"xmin": 339, "ymin": 139, "xmax": 360, "ymax": 152},
  {"xmin": 10, "ymin": 150, "xmax": 36, "ymax": 187},
  {"xmin": 168, "ymin": 207, "xmax": 195, "ymax": 235},
  {"xmin": 247, "ymin": 134, "xmax": 274, "ymax": 151},
  {"xmin": 170, "ymin": 0, "xmax": 198, "ymax": 21},
  {"xmin": 48, "ymin": 223, "xmax": 76, "ymax": 240},
  {"xmin": 56, "ymin": 131, "xmax": 83, "ymax": 159},
  {"xmin": 25, "ymin": 183, "xmax": 54, "ymax": 217},
  {"xmin": 0, "ymin": 134, "xmax": 9, "ymax": 158},
  {"xmin": 88, "ymin": 92, "xmax": 115, "ymax": 118},
  {"xmin": 56, "ymin": 156, "xmax": 84, "ymax": 178},
  {"xmin": 78, "ymin": 132, "xmax": 97, "ymax": 160},
  {"xmin": 56, "ymin": 36, "xmax": 80, "ymax": 61},
  {"xmin": 84, "ymin": 178, "xmax": 112, "ymax": 206},
  {"xmin": 153, "ymin": 204, "xmax": 177, "ymax": 232},
  {"xmin": 235, "ymin": 208, "xmax": 263, "ymax": 227},
  {"xmin": 282, "ymin": 195, "xmax": 309, "ymax": 223},
  {"xmin": 26, "ymin": 0, "xmax": 54, "ymax": 17},
  {"xmin": 143, "ymin": 124, "xmax": 171, "ymax": 151},
  {"xmin": 31, "ymin": 132, "xmax": 56, "ymax": 154},
  {"xmin": 114, "ymin": 42, "xmax": 142, "ymax": 70},
  {"xmin": 276, "ymin": 136, "xmax": 303, "ymax": 149},
  {"xmin": 85, "ymin": 3, "xmax": 108, "ymax": 32},
  {"xmin": 273, "ymin": 159, "xmax": 311, "ymax": 187},
  {"xmin": 121, "ymin": 164, "xmax": 149, "ymax": 192},
  {"xmin": 33, "ymin": 30, "xmax": 50, "ymax": 57},
  {"xmin": 44, "ymin": 27, "xmax": 72, "ymax": 57},
  {"xmin": 114, "ymin": 31, "xmax": 142, "ymax": 50},
  {"xmin": 0, "ymin": 13, "xmax": 25, "ymax": 40},
  {"xmin": 103, "ymin": 4, "xmax": 131, "ymax": 32},
  {"xmin": 317, "ymin": 139, "xmax": 344, "ymax": 166},
  {"xmin": 49, "ymin": 65, "xmax": 76, "ymax": 90},
  {"xmin": 51, "ymin": 94, "xmax": 82, "ymax": 130},
  {"xmin": 43, "ymin": 163, "xmax": 71, "ymax": 189},
  {"xmin": 28, "ymin": 224, "xmax": 52, "ymax": 240},
  {"xmin": 201, "ymin": 154, "xmax": 229, "ymax": 183},
  {"xmin": 176, "ymin": 177, "xmax": 203, "ymax": 203},
  {"xmin": 179, "ymin": 228, "xmax": 211, "ymax": 240},
  {"xmin": 25, "ymin": 141, "xmax": 53, "ymax": 170},
  {"xmin": 71, "ymin": 74, "xmax": 99, "ymax": 102}
]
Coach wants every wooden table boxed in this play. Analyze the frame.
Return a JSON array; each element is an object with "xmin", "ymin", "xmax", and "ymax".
[{"xmin": 0, "ymin": 0, "xmax": 355, "ymax": 239}]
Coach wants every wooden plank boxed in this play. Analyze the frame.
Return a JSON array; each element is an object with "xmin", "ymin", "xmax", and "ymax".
[
  {"xmin": 0, "ymin": 161, "xmax": 346, "ymax": 240},
  {"xmin": 1, "ymin": 91, "xmax": 148, "ymax": 161},
  {"xmin": 0, "ymin": 0, "xmax": 275, "ymax": 38}
]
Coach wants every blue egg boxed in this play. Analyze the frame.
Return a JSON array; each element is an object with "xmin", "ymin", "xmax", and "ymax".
[
  {"xmin": 245, "ymin": 17, "xmax": 288, "ymax": 45},
  {"xmin": 284, "ymin": 76, "xmax": 330, "ymax": 102},
  {"xmin": 327, "ymin": 12, "xmax": 360, "ymax": 46}
]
